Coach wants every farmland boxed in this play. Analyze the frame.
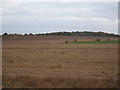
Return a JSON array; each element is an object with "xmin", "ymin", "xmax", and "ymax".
[{"xmin": 2, "ymin": 36, "xmax": 119, "ymax": 88}]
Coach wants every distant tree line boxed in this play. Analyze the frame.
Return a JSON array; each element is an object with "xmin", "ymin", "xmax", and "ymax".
[{"xmin": 2, "ymin": 31, "xmax": 120, "ymax": 37}]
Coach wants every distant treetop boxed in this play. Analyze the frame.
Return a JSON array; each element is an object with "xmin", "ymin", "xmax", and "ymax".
[
  {"xmin": 3, "ymin": 33, "xmax": 8, "ymax": 36},
  {"xmin": 2, "ymin": 31, "xmax": 119, "ymax": 37}
]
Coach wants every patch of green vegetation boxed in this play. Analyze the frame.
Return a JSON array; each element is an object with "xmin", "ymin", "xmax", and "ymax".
[{"xmin": 68, "ymin": 40, "xmax": 120, "ymax": 44}]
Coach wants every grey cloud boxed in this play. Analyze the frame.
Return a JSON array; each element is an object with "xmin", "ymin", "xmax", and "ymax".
[{"xmin": 2, "ymin": 2, "xmax": 118, "ymax": 34}]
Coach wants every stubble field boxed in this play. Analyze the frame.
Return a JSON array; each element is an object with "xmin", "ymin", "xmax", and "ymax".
[{"xmin": 2, "ymin": 36, "xmax": 119, "ymax": 88}]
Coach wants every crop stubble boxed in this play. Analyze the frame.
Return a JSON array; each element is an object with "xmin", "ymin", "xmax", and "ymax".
[{"xmin": 2, "ymin": 36, "xmax": 118, "ymax": 88}]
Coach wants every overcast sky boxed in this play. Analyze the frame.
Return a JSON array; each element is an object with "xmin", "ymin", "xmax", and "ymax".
[{"xmin": 1, "ymin": 1, "xmax": 118, "ymax": 34}]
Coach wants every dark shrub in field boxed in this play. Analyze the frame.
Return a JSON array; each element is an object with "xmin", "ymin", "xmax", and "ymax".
[
  {"xmin": 93, "ymin": 39, "xmax": 100, "ymax": 41},
  {"xmin": 65, "ymin": 40, "xmax": 68, "ymax": 44},
  {"xmin": 75, "ymin": 39, "xmax": 77, "ymax": 42},
  {"xmin": 107, "ymin": 39, "xmax": 110, "ymax": 41}
]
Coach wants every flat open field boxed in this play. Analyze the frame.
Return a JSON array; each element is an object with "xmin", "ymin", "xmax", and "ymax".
[{"xmin": 2, "ymin": 36, "xmax": 119, "ymax": 88}]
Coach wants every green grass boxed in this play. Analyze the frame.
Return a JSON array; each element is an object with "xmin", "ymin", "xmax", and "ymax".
[{"xmin": 68, "ymin": 40, "xmax": 120, "ymax": 44}]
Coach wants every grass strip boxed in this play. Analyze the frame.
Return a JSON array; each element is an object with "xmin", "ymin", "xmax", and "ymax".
[{"xmin": 68, "ymin": 40, "xmax": 120, "ymax": 44}]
